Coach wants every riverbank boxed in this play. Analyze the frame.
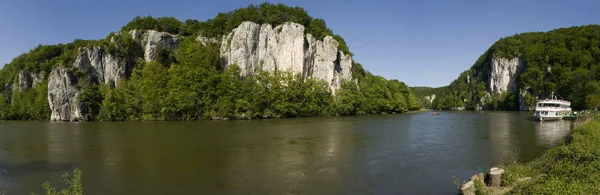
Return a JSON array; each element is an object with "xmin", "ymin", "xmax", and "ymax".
[{"xmin": 465, "ymin": 115, "xmax": 600, "ymax": 194}]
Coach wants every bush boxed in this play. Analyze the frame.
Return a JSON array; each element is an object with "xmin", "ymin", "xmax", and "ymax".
[{"xmin": 34, "ymin": 168, "xmax": 83, "ymax": 195}]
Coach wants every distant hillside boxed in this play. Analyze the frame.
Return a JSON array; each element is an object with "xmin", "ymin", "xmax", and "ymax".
[
  {"xmin": 432, "ymin": 25, "xmax": 600, "ymax": 110},
  {"xmin": 410, "ymin": 86, "xmax": 444, "ymax": 109}
]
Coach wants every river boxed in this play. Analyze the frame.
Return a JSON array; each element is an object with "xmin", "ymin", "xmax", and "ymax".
[{"xmin": 0, "ymin": 111, "xmax": 577, "ymax": 194}]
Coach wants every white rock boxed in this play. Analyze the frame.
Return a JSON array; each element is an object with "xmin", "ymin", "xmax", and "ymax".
[
  {"xmin": 144, "ymin": 30, "xmax": 181, "ymax": 62},
  {"xmin": 258, "ymin": 24, "xmax": 277, "ymax": 71},
  {"xmin": 311, "ymin": 36, "xmax": 339, "ymax": 91},
  {"xmin": 488, "ymin": 57, "xmax": 523, "ymax": 93},
  {"xmin": 425, "ymin": 94, "xmax": 436, "ymax": 104},
  {"xmin": 47, "ymin": 69, "xmax": 84, "ymax": 121},
  {"xmin": 196, "ymin": 36, "xmax": 218, "ymax": 46},
  {"xmin": 221, "ymin": 21, "xmax": 261, "ymax": 76},
  {"xmin": 14, "ymin": 70, "xmax": 46, "ymax": 91},
  {"xmin": 220, "ymin": 21, "xmax": 354, "ymax": 92},
  {"xmin": 74, "ymin": 47, "xmax": 126, "ymax": 85}
]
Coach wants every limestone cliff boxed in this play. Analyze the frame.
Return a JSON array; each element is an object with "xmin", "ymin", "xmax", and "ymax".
[
  {"xmin": 74, "ymin": 47, "xmax": 127, "ymax": 85},
  {"xmin": 141, "ymin": 30, "xmax": 181, "ymax": 62},
  {"xmin": 37, "ymin": 21, "xmax": 354, "ymax": 120},
  {"xmin": 14, "ymin": 70, "xmax": 46, "ymax": 92},
  {"xmin": 488, "ymin": 57, "xmax": 524, "ymax": 93},
  {"xmin": 220, "ymin": 21, "xmax": 353, "ymax": 93},
  {"xmin": 424, "ymin": 94, "xmax": 436, "ymax": 105},
  {"xmin": 48, "ymin": 69, "xmax": 84, "ymax": 121}
]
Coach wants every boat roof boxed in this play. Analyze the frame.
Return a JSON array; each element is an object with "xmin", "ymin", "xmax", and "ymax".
[
  {"xmin": 538, "ymin": 99, "xmax": 571, "ymax": 105},
  {"xmin": 537, "ymin": 92, "xmax": 570, "ymax": 105}
]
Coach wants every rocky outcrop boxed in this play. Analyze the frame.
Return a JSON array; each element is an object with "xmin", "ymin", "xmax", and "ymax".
[
  {"xmin": 14, "ymin": 70, "xmax": 46, "ymax": 91},
  {"xmin": 197, "ymin": 36, "xmax": 218, "ymax": 46},
  {"xmin": 143, "ymin": 30, "xmax": 181, "ymax": 62},
  {"xmin": 75, "ymin": 47, "xmax": 126, "ymax": 85},
  {"xmin": 475, "ymin": 92, "xmax": 492, "ymax": 110},
  {"xmin": 75, "ymin": 29, "xmax": 181, "ymax": 85},
  {"xmin": 47, "ymin": 69, "xmax": 84, "ymax": 121},
  {"xmin": 220, "ymin": 21, "xmax": 353, "ymax": 93},
  {"xmin": 424, "ymin": 94, "xmax": 436, "ymax": 104},
  {"xmin": 488, "ymin": 57, "xmax": 523, "ymax": 93}
]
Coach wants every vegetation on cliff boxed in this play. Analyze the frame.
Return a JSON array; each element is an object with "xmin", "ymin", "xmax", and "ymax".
[
  {"xmin": 121, "ymin": 2, "xmax": 352, "ymax": 56},
  {"xmin": 432, "ymin": 25, "xmax": 600, "ymax": 110},
  {"xmin": 501, "ymin": 116, "xmax": 600, "ymax": 194},
  {"xmin": 0, "ymin": 3, "xmax": 419, "ymax": 121}
]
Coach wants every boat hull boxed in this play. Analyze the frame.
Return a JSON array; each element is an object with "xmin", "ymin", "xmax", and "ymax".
[{"xmin": 533, "ymin": 115, "xmax": 562, "ymax": 121}]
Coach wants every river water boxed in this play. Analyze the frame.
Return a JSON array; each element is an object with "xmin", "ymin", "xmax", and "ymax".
[{"xmin": 0, "ymin": 111, "xmax": 577, "ymax": 194}]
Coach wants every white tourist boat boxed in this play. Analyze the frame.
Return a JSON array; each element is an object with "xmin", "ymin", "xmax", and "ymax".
[{"xmin": 533, "ymin": 92, "xmax": 572, "ymax": 121}]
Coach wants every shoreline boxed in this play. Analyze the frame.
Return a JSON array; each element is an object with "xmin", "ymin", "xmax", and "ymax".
[
  {"xmin": 459, "ymin": 115, "xmax": 598, "ymax": 194},
  {"xmin": 0, "ymin": 109, "xmax": 431, "ymax": 122}
]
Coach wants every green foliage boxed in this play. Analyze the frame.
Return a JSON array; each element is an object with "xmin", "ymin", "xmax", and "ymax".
[
  {"xmin": 119, "ymin": 3, "xmax": 353, "ymax": 56},
  {"xmin": 411, "ymin": 86, "xmax": 444, "ymax": 109},
  {"xmin": 107, "ymin": 33, "xmax": 140, "ymax": 59},
  {"xmin": 335, "ymin": 74, "xmax": 418, "ymax": 115},
  {"xmin": 3, "ymin": 81, "xmax": 51, "ymax": 120},
  {"xmin": 474, "ymin": 178, "xmax": 486, "ymax": 195},
  {"xmin": 121, "ymin": 16, "xmax": 181, "ymax": 34},
  {"xmin": 34, "ymin": 168, "xmax": 83, "ymax": 195},
  {"xmin": 77, "ymin": 84, "xmax": 103, "ymax": 120},
  {"xmin": 506, "ymin": 117, "xmax": 600, "ymax": 194}
]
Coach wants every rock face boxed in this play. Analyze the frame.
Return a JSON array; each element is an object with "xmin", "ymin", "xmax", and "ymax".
[
  {"xmin": 14, "ymin": 70, "xmax": 46, "ymax": 91},
  {"xmin": 424, "ymin": 94, "xmax": 436, "ymax": 104},
  {"xmin": 488, "ymin": 57, "xmax": 523, "ymax": 93},
  {"xmin": 197, "ymin": 36, "xmax": 218, "ymax": 46},
  {"xmin": 47, "ymin": 69, "xmax": 84, "ymax": 121},
  {"xmin": 143, "ymin": 30, "xmax": 181, "ymax": 62},
  {"xmin": 220, "ymin": 21, "xmax": 353, "ymax": 93},
  {"xmin": 75, "ymin": 47, "xmax": 126, "ymax": 85}
]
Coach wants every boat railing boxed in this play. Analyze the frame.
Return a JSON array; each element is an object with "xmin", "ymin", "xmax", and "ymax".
[{"xmin": 538, "ymin": 99, "xmax": 570, "ymax": 104}]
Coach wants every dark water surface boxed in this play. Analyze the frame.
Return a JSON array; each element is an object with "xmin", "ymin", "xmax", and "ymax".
[{"xmin": 0, "ymin": 111, "xmax": 578, "ymax": 194}]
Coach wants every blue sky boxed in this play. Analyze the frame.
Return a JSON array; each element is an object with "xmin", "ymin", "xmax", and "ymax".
[{"xmin": 0, "ymin": 0, "xmax": 598, "ymax": 87}]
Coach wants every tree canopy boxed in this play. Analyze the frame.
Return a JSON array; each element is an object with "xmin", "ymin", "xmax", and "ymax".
[{"xmin": 120, "ymin": 2, "xmax": 352, "ymax": 56}]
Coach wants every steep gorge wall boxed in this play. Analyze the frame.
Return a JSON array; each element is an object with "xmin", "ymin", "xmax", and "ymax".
[
  {"xmin": 45, "ymin": 21, "xmax": 354, "ymax": 121},
  {"xmin": 220, "ymin": 21, "xmax": 353, "ymax": 93},
  {"xmin": 488, "ymin": 57, "xmax": 523, "ymax": 93}
]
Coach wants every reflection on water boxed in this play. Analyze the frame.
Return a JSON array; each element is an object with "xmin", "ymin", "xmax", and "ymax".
[
  {"xmin": 0, "ymin": 112, "xmax": 586, "ymax": 194},
  {"xmin": 534, "ymin": 120, "xmax": 572, "ymax": 147},
  {"xmin": 488, "ymin": 112, "xmax": 514, "ymax": 163}
]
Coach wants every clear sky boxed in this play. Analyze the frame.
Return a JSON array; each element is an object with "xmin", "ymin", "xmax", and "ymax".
[{"xmin": 0, "ymin": 0, "xmax": 598, "ymax": 87}]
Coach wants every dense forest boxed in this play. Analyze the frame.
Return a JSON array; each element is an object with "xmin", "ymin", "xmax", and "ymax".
[
  {"xmin": 431, "ymin": 25, "xmax": 600, "ymax": 110},
  {"xmin": 0, "ymin": 3, "xmax": 419, "ymax": 121}
]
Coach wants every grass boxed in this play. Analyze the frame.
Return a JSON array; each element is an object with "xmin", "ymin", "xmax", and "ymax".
[{"xmin": 501, "ymin": 116, "xmax": 600, "ymax": 194}]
